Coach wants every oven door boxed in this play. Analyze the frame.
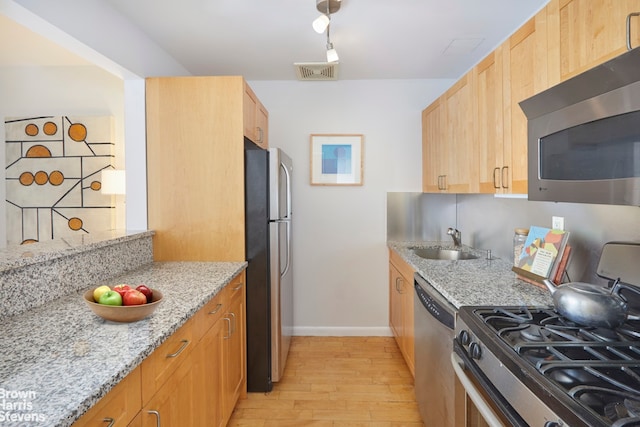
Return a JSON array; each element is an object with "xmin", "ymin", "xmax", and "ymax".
[{"xmin": 451, "ymin": 352, "xmax": 505, "ymax": 427}]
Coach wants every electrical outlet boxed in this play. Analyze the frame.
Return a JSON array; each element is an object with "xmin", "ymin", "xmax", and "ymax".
[{"xmin": 552, "ymin": 216, "xmax": 565, "ymax": 230}]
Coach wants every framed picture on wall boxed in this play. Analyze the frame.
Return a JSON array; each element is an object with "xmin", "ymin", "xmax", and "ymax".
[{"xmin": 310, "ymin": 134, "xmax": 364, "ymax": 186}]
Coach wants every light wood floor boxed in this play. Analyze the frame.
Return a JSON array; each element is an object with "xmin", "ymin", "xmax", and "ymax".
[{"xmin": 228, "ymin": 336, "xmax": 424, "ymax": 426}]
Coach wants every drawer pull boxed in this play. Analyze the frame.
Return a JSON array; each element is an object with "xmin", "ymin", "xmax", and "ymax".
[
  {"xmin": 229, "ymin": 311, "xmax": 237, "ymax": 334},
  {"xmin": 166, "ymin": 339, "xmax": 189, "ymax": 358},
  {"xmin": 102, "ymin": 418, "xmax": 115, "ymax": 427},
  {"xmin": 209, "ymin": 303, "xmax": 223, "ymax": 315},
  {"xmin": 233, "ymin": 283, "xmax": 244, "ymax": 291},
  {"xmin": 147, "ymin": 410, "xmax": 161, "ymax": 427}
]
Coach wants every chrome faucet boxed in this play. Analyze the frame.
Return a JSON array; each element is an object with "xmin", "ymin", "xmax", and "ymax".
[{"xmin": 447, "ymin": 227, "xmax": 462, "ymax": 247}]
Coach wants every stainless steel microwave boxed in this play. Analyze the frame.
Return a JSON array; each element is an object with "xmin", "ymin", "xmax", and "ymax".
[{"xmin": 519, "ymin": 47, "xmax": 640, "ymax": 206}]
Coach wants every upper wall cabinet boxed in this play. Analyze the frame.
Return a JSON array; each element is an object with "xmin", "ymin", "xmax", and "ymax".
[
  {"xmin": 546, "ymin": 0, "xmax": 640, "ymax": 85},
  {"xmin": 243, "ymin": 83, "xmax": 269, "ymax": 149},
  {"xmin": 502, "ymin": 12, "xmax": 550, "ymax": 195},
  {"xmin": 474, "ymin": 49, "xmax": 505, "ymax": 194},
  {"xmin": 421, "ymin": 73, "xmax": 477, "ymax": 193}
]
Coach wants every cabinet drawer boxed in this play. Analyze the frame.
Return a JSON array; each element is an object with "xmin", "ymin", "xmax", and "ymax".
[
  {"xmin": 226, "ymin": 272, "xmax": 245, "ymax": 303},
  {"xmin": 194, "ymin": 290, "xmax": 228, "ymax": 341},
  {"xmin": 141, "ymin": 316, "xmax": 195, "ymax": 405},
  {"xmin": 72, "ymin": 367, "xmax": 141, "ymax": 427}
]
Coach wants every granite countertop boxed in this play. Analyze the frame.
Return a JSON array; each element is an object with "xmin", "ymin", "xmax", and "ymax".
[
  {"xmin": 388, "ymin": 241, "xmax": 553, "ymax": 309},
  {"xmin": 0, "ymin": 261, "xmax": 247, "ymax": 427},
  {"xmin": 0, "ymin": 230, "xmax": 154, "ymax": 273}
]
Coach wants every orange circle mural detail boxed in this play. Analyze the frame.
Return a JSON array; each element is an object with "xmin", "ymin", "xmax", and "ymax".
[
  {"xmin": 49, "ymin": 170, "xmax": 64, "ymax": 186},
  {"xmin": 25, "ymin": 123, "xmax": 38, "ymax": 136},
  {"xmin": 90, "ymin": 181, "xmax": 102, "ymax": 191},
  {"xmin": 43, "ymin": 121, "xmax": 58, "ymax": 135},
  {"xmin": 68, "ymin": 217, "xmax": 83, "ymax": 231},
  {"xmin": 68, "ymin": 123, "xmax": 87, "ymax": 141},
  {"xmin": 19, "ymin": 172, "xmax": 35, "ymax": 186},
  {"xmin": 34, "ymin": 171, "xmax": 49, "ymax": 185},
  {"xmin": 26, "ymin": 145, "xmax": 52, "ymax": 158}
]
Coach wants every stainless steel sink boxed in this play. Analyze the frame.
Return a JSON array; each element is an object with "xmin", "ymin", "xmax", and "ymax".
[{"xmin": 412, "ymin": 247, "xmax": 479, "ymax": 261}]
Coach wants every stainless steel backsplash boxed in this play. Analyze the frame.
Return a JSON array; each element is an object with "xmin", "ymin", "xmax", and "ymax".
[{"xmin": 387, "ymin": 192, "xmax": 640, "ymax": 286}]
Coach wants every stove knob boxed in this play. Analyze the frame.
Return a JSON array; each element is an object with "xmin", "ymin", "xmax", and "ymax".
[
  {"xmin": 457, "ymin": 330, "xmax": 470, "ymax": 346},
  {"xmin": 469, "ymin": 342, "xmax": 482, "ymax": 360},
  {"xmin": 543, "ymin": 422, "xmax": 561, "ymax": 427}
]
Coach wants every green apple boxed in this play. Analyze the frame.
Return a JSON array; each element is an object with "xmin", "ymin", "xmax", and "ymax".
[
  {"xmin": 93, "ymin": 285, "xmax": 111, "ymax": 302},
  {"xmin": 98, "ymin": 290, "xmax": 123, "ymax": 306}
]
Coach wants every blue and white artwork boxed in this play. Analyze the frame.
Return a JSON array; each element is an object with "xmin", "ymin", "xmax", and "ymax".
[
  {"xmin": 311, "ymin": 134, "xmax": 363, "ymax": 186},
  {"xmin": 321, "ymin": 144, "xmax": 352, "ymax": 174}
]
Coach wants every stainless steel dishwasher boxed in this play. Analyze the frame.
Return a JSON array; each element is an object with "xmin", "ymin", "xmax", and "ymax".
[{"xmin": 414, "ymin": 272, "xmax": 456, "ymax": 427}]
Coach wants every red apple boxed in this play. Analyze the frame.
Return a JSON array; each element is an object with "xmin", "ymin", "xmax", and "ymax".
[
  {"xmin": 123, "ymin": 289, "xmax": 147, "ymax": 306},
  {"xmin": 136, "ymin": 285, "xmax": 153, "ymax": 303},
  {"xmin": 113, "ymin": 284, "xmax": 131, "ymax": 297}
]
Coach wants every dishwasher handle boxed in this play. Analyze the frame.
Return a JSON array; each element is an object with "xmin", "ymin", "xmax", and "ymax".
[{"xmin": 414, "ymin": 280, "xmax": 455, "ymax": 329}]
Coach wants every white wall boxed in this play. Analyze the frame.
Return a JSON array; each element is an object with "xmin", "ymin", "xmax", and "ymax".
[{"xmin": 250, "ymin": 79, "xmax": 453, "ymax": 335}]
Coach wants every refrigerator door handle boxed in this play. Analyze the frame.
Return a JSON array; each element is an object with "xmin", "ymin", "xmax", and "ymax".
[
  {"xmin": 282, "ymin": 220, "xmax": 291, "ymax": 278},
  {"xmin": 281, "ymin": 161, "xmax": 292, "ymax": 219}
]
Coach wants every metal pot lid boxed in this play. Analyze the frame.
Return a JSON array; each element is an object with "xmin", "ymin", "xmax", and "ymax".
[{"xmin": 596, "ymin": 242, "xmax": 640, "ymax": 287}]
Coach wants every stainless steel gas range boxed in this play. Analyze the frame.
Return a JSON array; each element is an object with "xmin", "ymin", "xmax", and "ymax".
[{"xmin": 453, "ymin": 243, "xmax": 640, "ymax": 427}]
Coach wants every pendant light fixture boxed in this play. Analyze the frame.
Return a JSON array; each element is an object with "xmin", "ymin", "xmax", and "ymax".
[{"xmin": 312, "ymin": 0, "xmax": 341, "ymax": 63}]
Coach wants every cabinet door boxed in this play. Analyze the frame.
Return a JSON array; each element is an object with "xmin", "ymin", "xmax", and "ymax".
[
  {"xmin": 547, "ymin": 0, "xmax": 640, "ymax": 84},
  {"xmin": 503, "ymin": 14, "xmax": 549, "ymax": 194},
  {"xmin": 72, "ymin": 367, "xmax": 141, "ymax": 427},
  {"xmin": 444, "ymin": 73, "xmax": 477, "ymax": 193},
  {"xmin": 422, "ymin": 98, "xmax": 446, "ymax": 192},
  {"xmin": 141, "ymin": 353, "xmax": 196, "ymax": 427},
  {"xmin": 475, "ymin": 49, "xmax": 506, "ymax": 194},
  {"xmin": 243, "ymin": 83, "xmax": 269, "ymax": 148},
  {"xmin": 223, "ymin": 280, "xmax": 246, "ymax": 416},
  {"xmin": 256, "ymin": 101, "xmax": 269, "ymax": 149},
  {"xmin": 193, "ymin": 315, "xmax": 226, "ymax": 427},
  {"xmin": 389, "ymin": 263, "xmax": 405, "ymax": 342}
]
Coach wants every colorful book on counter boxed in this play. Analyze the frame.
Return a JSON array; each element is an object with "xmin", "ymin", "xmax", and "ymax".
[{"xmin": 516, "ymin": 226, "xmax": 570, "ymax": 279}]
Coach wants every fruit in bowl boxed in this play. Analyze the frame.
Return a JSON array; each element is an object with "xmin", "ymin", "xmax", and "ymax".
[{"xmin": 84, "ymin": 285, "xmax": 163, "ymax": 322}]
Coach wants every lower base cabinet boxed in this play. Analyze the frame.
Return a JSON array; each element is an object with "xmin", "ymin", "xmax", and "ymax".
[
  {"xmin": 72, "ymin": 270, "xmax": 246, "ymax": 427},
  {"xmin": 388, "ymin": 249, "xmax": 415, "ymax": 377}
]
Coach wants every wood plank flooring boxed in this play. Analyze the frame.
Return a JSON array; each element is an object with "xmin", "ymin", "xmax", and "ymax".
[{"xmin": 228, "ymin": 336, "xmax": 424, "ymax": 426}]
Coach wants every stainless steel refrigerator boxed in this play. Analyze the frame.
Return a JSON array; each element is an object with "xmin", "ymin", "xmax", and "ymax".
[{"xmin": 244, "ymin": 141, "xmax": 293, "ymax": 392}]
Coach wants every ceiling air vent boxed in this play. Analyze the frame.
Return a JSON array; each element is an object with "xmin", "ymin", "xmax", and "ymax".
[{"xmin": 294, "ymin": 62, "xmax": 338, "ymax": 81}]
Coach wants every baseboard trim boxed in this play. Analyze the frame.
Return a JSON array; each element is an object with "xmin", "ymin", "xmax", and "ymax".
[{"xmin": 292, "ymin": 326, "xmax": 393, "ymax": 337}]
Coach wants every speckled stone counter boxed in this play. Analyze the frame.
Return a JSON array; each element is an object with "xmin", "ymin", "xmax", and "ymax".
[
  {"xmin": 0, "ymin": 231, "xmax": 154, "ymax": 319},
  {"xmin": 0, "ymin": 261, "xmax": 246, "ymax": 427},
  {"xmin": 388, "ymin": 241, "xmax": 553, "ymax": 308}
]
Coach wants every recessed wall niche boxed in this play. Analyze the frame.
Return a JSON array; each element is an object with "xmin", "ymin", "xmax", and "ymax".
[{"xmin": 5, "ymin": 116, "xmax": 115, "ymax": 245}]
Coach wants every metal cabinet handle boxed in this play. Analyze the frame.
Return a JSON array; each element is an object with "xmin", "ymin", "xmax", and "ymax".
[
  {"xmin": 232, "ymin": 283, "xmax": 243, "ymax": 291},
  {"xmin": 209, "ymin": 303, "xmax": 222, "ymax": 315},
  {"xmin": 256, "ymin": 127, "xmax": 264, "ymax": 143},
  {"xmin": 493, "ymin": 167, "xmax": 500, "ymax": 189},
  {"xmin": 229, "ymin": 312, "xmax": 237, "ymax": 334},
  {"xmin": 224, "ymin": 317, "xmax": 231, "ymax": 339},
  {"xmin": 395, "ymin": 277, "xmax": 404, "ymax": 294},
  {"xmin": 627, "ymin": 12, "xmax": 640, "ymax": 51},
  {"xmin": 147, "ymin": 410, "xmax": 161, "ymax": 427},
  {"xmin": 442, "ymin": 175, "xmax": 448, "ymax": 191},
  {"xmin": 102, "ymin": 418, "xmax": 115, "ymax": 427},
  {"xmin": 165, "ymin": 339, "xmax": 189, "ymax": 358},
  {"xmin": 501, "ymin": 166, "xmax": 509, "ymax": 189}
]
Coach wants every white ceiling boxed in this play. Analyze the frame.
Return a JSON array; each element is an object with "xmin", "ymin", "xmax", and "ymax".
[{"xmin": 2, "ymin": 0, "xmax": 550, "ymax": 81}]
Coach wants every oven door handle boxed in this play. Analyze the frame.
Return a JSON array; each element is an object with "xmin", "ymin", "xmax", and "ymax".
[{"xmin": 451, "ymin": 353, "xmax": 506, "ymax": 427}]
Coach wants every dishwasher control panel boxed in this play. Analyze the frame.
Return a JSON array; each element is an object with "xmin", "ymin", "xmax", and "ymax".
[{"xmin": 414, "ymin": 280, "xmax": 455, "ymax": 329}]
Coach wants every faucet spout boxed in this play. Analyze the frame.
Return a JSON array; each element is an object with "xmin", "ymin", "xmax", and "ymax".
[{"xmin": 447, "ymin": 227, "xmax": 462, "ymax": 247}]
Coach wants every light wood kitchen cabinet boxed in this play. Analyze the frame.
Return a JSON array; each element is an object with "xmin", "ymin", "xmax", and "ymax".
[
  {"xmin": 474, "ymin": 49, "xmax": 507, "ymax": 194},
  {"xmin": 546, "ymin": 0, "xmax": 640, "ymax": 85},
  {"xmin": 146, "ymin": 76, "xmax": 268, "ymax": 262},
  {"xmin": 223, "ymin": 276, "xmax": 247, "ymax": 416},
  {"xmin": 422, "ymin": 97, "xmax": 446, "ymax": 192},
  {"xmin": 421, "ymin": 72, "xmax": 476, "ymax": 193},
  {"xmin": 243, "ymin": 82, "xmax": 269, "ymax": 149},
  {"xmin": 389, "ymin": 249, "xmax": 415, "ymax": 377},
  {"xmin": 72, "ymin": 367, "xmax": 141, "ymax": 427},
  {"xmin": 502, "ymin": 13, "xmax": 550, "ymax": 194}
]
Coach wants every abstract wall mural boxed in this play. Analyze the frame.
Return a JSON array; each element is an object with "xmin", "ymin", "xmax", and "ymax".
[{"xmin": 5, "ymin": 116, "xmax": 115, "ymax": 245}]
